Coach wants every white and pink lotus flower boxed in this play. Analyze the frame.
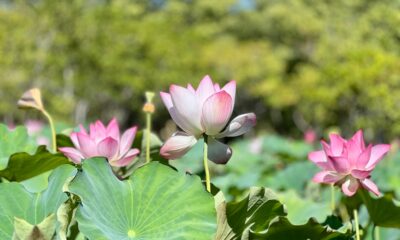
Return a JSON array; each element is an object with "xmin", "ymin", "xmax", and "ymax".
[
  {"xmin": 59, "ymin": 118, "xmax": 140, "ymax": 167},
  {"xmin": 309, "ymin": 130, "xmax": 390, "ymax": 196},
  {"xmin": 159, "ymin": 75, "xmax": 256, "ymax": 164}
]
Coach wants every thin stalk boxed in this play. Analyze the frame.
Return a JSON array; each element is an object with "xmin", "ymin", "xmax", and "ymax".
[
  {"xmin": 373, "ymin": 225, "xmax": 380, "ymax": 240},
  {"xmin": 203, "ymin": 135, "xmax": 211, "ymax": 192},
  {"xmin": 42, "ymin": 110, "xmax": 56, "ymax": 152},
  {"xmin": 330, "ymin": 184, "xmax": 335, "ymax": 212},
  {"xmin": 145, "ymin": 112, "xmax": 151, "ymax": 163},
  {"xmin": 354, "ymin": 209, "xmax": 361, "ymax": 240}
]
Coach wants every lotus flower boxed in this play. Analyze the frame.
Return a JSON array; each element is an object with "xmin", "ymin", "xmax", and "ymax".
[
  {"xmin": 304, "ymin": 129, "xmax": 317, "ymax": 145},
  {"xmin": 160, "ymin": 75, "xmax": 256, "ymax": 164},
  {"xmin": 59, "ymin": 118, "xmax": 140, "ymax": 167},
  {"xmin": 308, "ymin": 130, "xmax": 390, "ymax": 196},
  {"xmin": 25, "ymin": 120, "xmax": 44, "ymax": 136},
  {"xmin": 25, "ymin": 120, "xmax": 50, "ymax": 148}
]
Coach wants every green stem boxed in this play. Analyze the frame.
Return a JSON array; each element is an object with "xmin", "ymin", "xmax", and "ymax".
[
  {"xmin": 373, "ymin": 225, "xmax": 380, "ymax": 240},
  {"xmin": 145, "ymin": 112, "xmax": 151, "ymax": 163},
  {"xmin": 42, "ymin": 110, "xmax": 56, "ymax": 152},
  {"xmin": 203, "ymin": 135, "xmax": 211, "ymax": 192},
  {"xmin": 354, "ymin": 209, "xmax": 361, "ymax": 240},
  {"xmin": 330, "ymin": 184, "xmax": 335, "ymax": 212}
]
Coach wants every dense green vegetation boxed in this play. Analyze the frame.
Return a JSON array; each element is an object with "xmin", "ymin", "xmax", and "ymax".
[
  {"xmin": 1, "ymin": 0, "xmax": 400, "ymax": 139},
  {"xmin": 1, "ymin": 122, "xmax": 400, "ymax": 239}
]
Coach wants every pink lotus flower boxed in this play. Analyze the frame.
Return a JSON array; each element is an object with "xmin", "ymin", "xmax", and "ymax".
[
  {"xmin": 308, "ymin": 130, "xmax": 390, "ymax": 196},
  {"xmin": 304, "ymin": 129, "xmax": 317, "ymax": 144},
  {"xmin": 25, "ymin": 120, "xmax": 44, "ymax": 136},
  {"xmin": 59, "ymin": 118, "xmax": 140, "ymax": 167},
  {"xmin": 160, "ymin": 75, "xmax": 256, "ymax": 164}
]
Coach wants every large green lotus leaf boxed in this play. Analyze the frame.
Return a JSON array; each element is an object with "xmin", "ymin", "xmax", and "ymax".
[
  {"xmin": 215, "ymin": 187, "xmax": 286, "ymax": 239},
  {"xmin": 364, "ymin": 227, "xmax": 400, "ymax": 240},
  {"xmin": 250, "ymin": 217, "xmax": 351, "ymax": 240},
  {"xmin": 261, "ymin": 135, "xmax": 313, "ymax": 160},
  {"xmin": 68, "ymin": 158, "xmax": 217, "ymax": 240},
  {"xmin": 265, "ymin": 161, "xmax": 318, "ymax": 193},
  {"xmin": 21, "ymin": 171, "xmax": 52, "ymax": 193},
  {"xmin": 277, "ymin": 190, "xmax": 331, "ymax": 225},
  {"xmin": 358, "ymin": 189, "xmax": 400, "ymax": 228},
  {"xmin": 0, "ymin": 146, "xmax": 70, "ymax": 182},
  {"xmin": 0, "ymin": 124, "xmax": 36, "ymax": 170},
  {"xmin": 0, "ymin": 165, "xmax": 76, "ymax": 239}
]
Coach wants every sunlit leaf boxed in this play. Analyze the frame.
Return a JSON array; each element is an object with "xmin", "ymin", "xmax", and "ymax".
[
  {"xmin": 0, "ymin": 124, "xmax": 36, "ymax": 170},
  {"xmin": 0, "ymin": 165, "xmax": 76, "ymax": 239},
  {"xmin": 215, "ymin": 187, "xmax": 285, "ymax": 239},
  {"xmin": 68, "ymin": 158, "xmax": 217, "ymax": 239},
  {"xmin": 277, "ymin": 190, "xmax": 331, "ymax": 224}
]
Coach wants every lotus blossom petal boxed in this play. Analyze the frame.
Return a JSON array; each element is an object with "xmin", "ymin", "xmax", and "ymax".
[
  {"xmin": 70, "ymin": 132, "xmax": 80, "ymax": 148},
  {"xmin": 106, "ymin": 118, "xmax": 120, "ymax": 140},
  {"xmin": 187, "ymin": 84, "xmax": 196, "ymax": 94},
  {"xmin": 341, "ymin": 178, "xmax": 359, "ymax": 196},
  {"xmin": 351, "ymin": 169, "xmax": 371, "ymax": 179},
  {"xmin": 170, "ymin": 85, "xmax": 203, "ymax": 135},
  {"xmin": 308, "ymin": 150, "xmax": 331, "ymax": 170},
  {"xmin": 361, "ymin": 178, "xmax": 381, "ymax": 196},
  {"xmin": 329, "ymin": 156, "xmax": 350, "ymax": 174},
  {"xmin": 196, "ymin": 75, "xmax": 215, "ymax": 105},
  {"xmin": 97, "ymin": 137, "xmax": 119, "ymax": 159},
  {"xmin": 214, "ymin": 83, "xmax": 221, "ymax": 92},
  {"xmin": 201, "ymin": 91, "xmax": 233, "ymax": 135},
  {"xmin": 59, "ymin": 147, "xmax": 83, "ymax": 164},
  {"xmin": 321, "ymin": 140, "xmax": 333, "ymax": 156},
  {"xmin": 312, "ymin": 171, "xmax": 342, "ymax": 183},
  {"xmin": 329, "ymin": 134, "xmax": 345, "ymax": 156},
  {"xmin": 77, "ymin": 133, "xmax": 98, "ymax": 157},
  {"xmin": 160, "ymin": 92, "xmax": 199, "ymax": 135},
  {"xmin": 207, "ymin": 137, "xmax": 232, "ymax": 164},
  {"xmin": 356, "ymin": 144, "xmax": 372, "ymax": 169},
  {"xmin": 216, "ymin": 113, "xmax": 256, "ymax": 138},
  {"xmin": 221, "ymin": 80, "xmax": 236, "ymax": 104},
  {"xmin": 90, "ymin": 121, "xmax": 106, "ymax": 141},
  {"xmin": 110, "ymin": 148, "xmax": 140, "ymax": 167},
  {"xmin": 119, "ymin": 127, "xmax": 137, "ymax": 156},
  {"xmin": 79, "ymin": 124, "xmax": 88, "ymax": 136},
  {"xmin": 365, "ymin": 144, "xmax": 391, "ymax": 170},
  {"xmin": 347, "ymin": 138, "xmax": 362, "ymax": 167},
  {"xmin": 351, "ymin": 130, "xmax": 365, "ymax": 150},
  {"xmin": 160, "ymin": 132, "xmax": 197, "ymax": 159}
]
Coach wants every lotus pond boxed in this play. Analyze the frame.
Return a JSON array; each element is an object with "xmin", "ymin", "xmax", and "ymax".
[{"xmin": 0, "ymin": 77, "xmax": 400, "ymax": 240}]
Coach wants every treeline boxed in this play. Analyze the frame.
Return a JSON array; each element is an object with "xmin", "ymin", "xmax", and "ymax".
[{"xmin": 0, "ymin": 0, "xmax": 399, "ymax": 139}]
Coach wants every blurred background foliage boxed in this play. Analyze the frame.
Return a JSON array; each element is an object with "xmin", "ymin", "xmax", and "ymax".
[{"xmin": 1, "ymin": 0, "xmax": 400, "ymax": 140}]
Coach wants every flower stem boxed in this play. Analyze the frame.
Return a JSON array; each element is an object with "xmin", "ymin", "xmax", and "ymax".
[
  {"xmin": 42, "ymin": 110, "xmax": 56, "ymax": 152},
  {"xmin": 143, "ymin": 92, "xmax": 155, "ymax": 164},
  {"xmin": 354, "ymin": 209, "xmax": 361, "ymax": 240},
  {"xmin": 373, "ymin": 225, "xmax": 380, "ymax": 240},
  {"xmin": 330, "ymin": 184, "xmax": 335, "ymax": 212},
  {"xmin": 145, "ymin": 112, "xmax": 151, "ymax": 163},
  {"xmin": 203, "ymin": 135, "xmax": 211, "ymax": 192}
]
